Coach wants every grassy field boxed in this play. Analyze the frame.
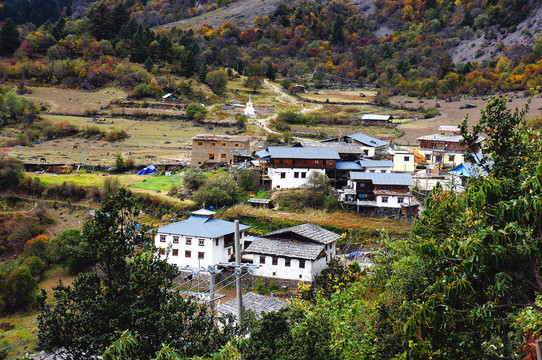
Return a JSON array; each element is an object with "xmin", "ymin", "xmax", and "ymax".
[
  {"xmin": 6, "ymin": 114, "xmax": 238, "ymax": 165},
  {"xmin": 130, "ymin": 173, "xmax": 181, "ymax": 191},
  {"xmin": 24, "ymin": 87, "xmax": 127, "ymax": 114},
  {"xmin": 299, "ymin": 90, "xmax": 376, "ymax": 103}
]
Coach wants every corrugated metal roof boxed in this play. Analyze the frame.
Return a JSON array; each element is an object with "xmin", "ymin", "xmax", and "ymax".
[
  {"xmin": 267, "ymin": 147, "xmax": 340, "ymax": 160},
  {"xmin": 156, "ymin": 216, "xmax": 250, "ymax": 238},
  {"xmin": 358, "ymin": 159, "xmax": 394, "ymax": 168},
  {"xmin": 417, "ymin": 133, "xmax": 484, "ymax": 143},
  {"xmin": 361, "ymin": 114, "xmax": 393, "ymax": 121},
  {"xmin": 336, "ymin": 161, "xmax": 363, "ymax": 170},
  {"xmin": 255, "ymin": 150, "xmax": 270, "ymax": 158},
  {"xmin": 263, "ymin": 223, "xmax": 341, "ymax": 244},
  {"xmin": 297, "ymin": 141, "xmax": 364, "ymax": 154},
  {"xmin": 438, "ymin": 125, "xmax": 460, "ymax": 132},
  {"xmin": 346, "ymin": 133, "xmax": 388, "ymax": 147},
  {"xmin": 349, "ymin": 172, "xmax": 414, "ymax": 186},
  {"xmin": 244, "ymin": 237, "xmax": 325, "ymax": 259}
]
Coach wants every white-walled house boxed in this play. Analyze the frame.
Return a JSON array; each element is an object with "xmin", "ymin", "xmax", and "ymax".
[
  {"xmin": 256, "ymin": 147, "xmax": 340, "ymax": 190},
  {"xmin": 155, "ymin": 210, "xmax": 250, "ymax": 268},
  {"xmin": 244, "ymin": 223, "xmax": 340, "ymax": 282},
  {"xmin": 338, "ymin": 172, "xmax": 418, "ymax": 217}
]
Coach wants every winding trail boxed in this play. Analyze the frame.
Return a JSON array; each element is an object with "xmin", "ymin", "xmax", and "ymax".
[{"xmin": 255, "ymin": 80, "xmax": 323, "ymax": 140}]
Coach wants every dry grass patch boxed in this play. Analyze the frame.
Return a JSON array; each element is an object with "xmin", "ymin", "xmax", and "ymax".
[{"xmin": 221, "ymin": 204, "xmax": 411, "ymax": 239}]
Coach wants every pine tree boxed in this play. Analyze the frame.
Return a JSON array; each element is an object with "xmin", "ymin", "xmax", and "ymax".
[
  {"xmin": 144, "ymin": 56, "xmax": 154, "ymax": 72},
  {"xmin": 0, "ymin": 18, "xmax": 21, "ymax": 56},
  {"xmin": 330, "ymin": 17, "xmax": 344, "ymax": 45},
  {"xmin": 266, "ymin": 64, "xmax": 276, "ymax": 81},
  {"xmin": 199, "ymin": 63, "xmax": 208, "ymax": 83}
]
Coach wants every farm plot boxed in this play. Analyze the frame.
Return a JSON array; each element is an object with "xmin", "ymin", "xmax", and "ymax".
[
  {"xmin": 24, "ymin": 87, "xmax": 127, "ymax": 114},
  {"xmin": 8, "ymin": 115, "xmax": 238, "ymax": 165},
  {"xmin": 299, "ymin": 90, "xmax": 376, "ymax": 104}
]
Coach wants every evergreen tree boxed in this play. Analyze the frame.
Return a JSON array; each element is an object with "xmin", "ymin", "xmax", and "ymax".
[
  {"xmin": 51, "ymin": 16, "xmax": 66, "ymax": 41},
  {"xmin": 199, "ymin": 62, "xmax": 208, "ymax": 83},
  {"xmin": 330, "ymin": 17, "xmax": 344, "ymax": 45},
  {"xmin": 182, "ymin": 50, "xmax": 196, "ymax": 77},
  {"xmin": 0, "ymin": 18, "xmax": 20, "ymax": 56},
  {"xmin": 144, "ymin": 56, "xmax": 154, "ymax": 72},
  {"xmin": 88, "ymin": 2, "xmax": 113, "ymax": 40},
  {"xmin": 266, "ymin": 64, "xmax": 276, "ymax": 81}
]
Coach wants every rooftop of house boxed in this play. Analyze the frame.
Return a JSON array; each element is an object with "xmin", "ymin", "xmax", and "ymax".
[
  {"xmin": 192, "ymin": 134, "xmax": 252, "ymax": 142},
  {"xmin": 336, "ymin": 161, "xmax": 364, "ymax": 170},
  {"xmin": 217, "ymin": 292, "xmax": 287, "ymax": 319},
  {"xmin": 244, "ymin": 236, "xmax": 326, "ymax": 260},
  {"xmin": 231, "ymin": 149, "xmax": 254, "ymax": 157},
  {"xmin": 295, "ymin": 141, "xmax": 364, "ymax": 155},
  {"xmin": 438, "ymin": 125, "xmax": 460, "ymax": 133},
  {"xmin": 417, "ymin": 133, "xmax": 484, "ymax": 143},
  {"xmin": 263, "ymin": 223, "xmax": 341, "ymax": 245},
  {"xmin": 264, "ymin": 147, "xmax": 341, "ymax": 160},
  {"xmin": 156, "ymin": 216, "xmax": 250, "ymax": 238},
  {"xmin": 358, "ymin": 159, "xmax": 395, "ymax": 168},
  {"xmin": 349, "ymin": 172, "xmax": 415, "ymax": 186},
  {"xmin": 361, "ymin": 114, "xmax": 394, "ymax": 121},
  {"xmin": 346, "ymin": 132, "xmax": 388, "ymax": 148}
]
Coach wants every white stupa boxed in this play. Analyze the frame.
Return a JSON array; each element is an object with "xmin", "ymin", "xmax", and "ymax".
[{"xmin": 244, "ymin": 95, "xmax": 256, "ymax": 118}]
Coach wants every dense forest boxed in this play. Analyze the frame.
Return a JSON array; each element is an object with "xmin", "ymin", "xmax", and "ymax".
[{"xmin": 0, "ymin": 0, "xmax": 541, "ymax": 99}]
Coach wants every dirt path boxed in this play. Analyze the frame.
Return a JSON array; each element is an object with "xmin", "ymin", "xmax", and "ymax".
[{"xmin": 255, "ymin": 80, "xmax": 322, "ymax": 141}]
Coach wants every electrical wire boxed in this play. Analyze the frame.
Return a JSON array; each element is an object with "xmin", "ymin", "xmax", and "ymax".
[
  {"xmin": 5, "ymin": 345, "xmax": 39, "ymax": 360},
  {"xmin": 0, "ymin": 321, "xmax": 38, "ymax": 338},
  {"xmin": 0, "ymin": 335, "xmax": 39, "ymax": 353},
  {"xmin": 214, "ymin": 272, "xmax": 250, "ymax": 294}
]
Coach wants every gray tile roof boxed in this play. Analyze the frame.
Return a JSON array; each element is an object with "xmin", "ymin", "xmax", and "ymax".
[
  {"xmin": 231, "ymin": 149, "xmax": 254, "ymax": 157},
  {"xmin": 267, "ymin": 147, "xmax": 341, "ymax": 160},
  {"xmin": 217, "ymin": 292, "xmax": 287, "ymax": 319},
  {"xmin": 244, "ymin": 236, "xmax": 325, "ymax": 259},
  {"xmin": 346, "ymin": 133, "xmax": 388, "ymax": 147},
  {"xmin": 263, "ymin": 223, "xmax": 341, "ymax": 244},
  {"xmin": 297, "ymin": 141, "xmax": 364, "ymax": 155},
  {"xmin": 349, "ymin": 172, "xmax": 414, "ymax": 186},
  {"xmin": 157, "ymin": 216, "xmax": 250, "ymax": 238}
]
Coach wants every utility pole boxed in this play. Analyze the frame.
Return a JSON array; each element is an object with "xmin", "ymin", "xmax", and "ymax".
[
  {"xmin": 235, "ymin": 220, "xmax": 243, "ymax": 327},
  {"xmin": 208, "ymin": 265, "xmax": 216, "ymax": 312}
]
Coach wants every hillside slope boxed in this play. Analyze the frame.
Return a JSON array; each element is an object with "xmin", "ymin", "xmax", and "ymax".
[{"xmin": 159, "ymin": 0, "xmax": 298, "ymax": 30}]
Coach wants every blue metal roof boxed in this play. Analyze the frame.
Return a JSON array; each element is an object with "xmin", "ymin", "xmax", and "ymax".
[
  {"xmin": 336, "ymin": 161, "xmax": 363, "ymax": 170},
  {"xmin": 349, "ymin": 172, "xmax": 414, "ymax": 186},
  {"xmin": 449, "ymin": 162, "xmax": 492, "ymax": 177},
  {"xmin": 255, "ymin": 150, "xmax": 270, "ymax": 158},
  {"xmin": 267, "ymin": 147, "xmax": 340, "ymax": 160},
  {"xmin": 157, "ymin": 216, "xmax": 250, "ymax": 238},
  {"xmin": 346, "ymin": 133, "xmax": 388, "ymax": 147},
  {"xmin": 358, "ymin": 159, "xmax": 394, "ymax": 168}
]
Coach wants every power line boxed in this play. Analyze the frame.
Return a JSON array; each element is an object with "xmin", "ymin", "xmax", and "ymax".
[
  {"xmin": 0, "ymin": 335, "xmax": 38, "ymax": 353},
  {"xmin": 6, "ymin": 345, "xmax": 39, "ymax": 360},
  {"xmin": 214, "ymin": 272, "xmax": 251, "ymax": 294},
  {"xmin": 0, "ymin": 321, "xmax": 38, "ymax": 338}
]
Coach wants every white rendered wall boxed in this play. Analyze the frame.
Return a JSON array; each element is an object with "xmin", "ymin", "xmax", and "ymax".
[
  {"xmin": 268, "ymin": 168, "xmax": 325, "ymax": 190},
  {"xmin": 418, "ymin": 150, "xmax": 465, "ymax": 168},
  {"xmin": 364, "ymin": 166, "xmax": 392, "ymax": 173},
  {"xmin": 155, "ymin": 233, "xmax": 238, "ymax": 268},
  {"xmin": 252, "ymin": 256, "xmax": 316, "ymax": 282},
  {"xmin": 376, "ymin": 194, "xmax": 413, "ymax": 208}
]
